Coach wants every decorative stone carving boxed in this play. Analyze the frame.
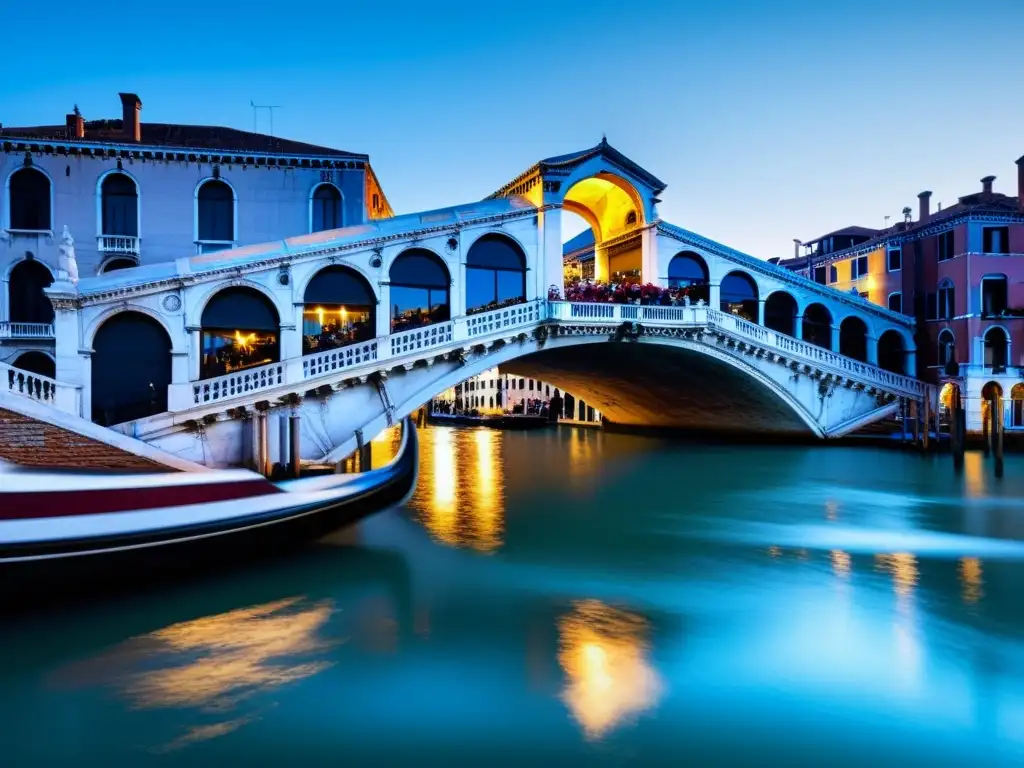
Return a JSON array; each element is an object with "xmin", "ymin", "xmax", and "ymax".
[
  {"xmin": 57, "ymin": 226, "xmax": 79, "ymax": 283},
  {"xmin": 162, "ymin": 294, "xmax": 182, "ymax": 312}
]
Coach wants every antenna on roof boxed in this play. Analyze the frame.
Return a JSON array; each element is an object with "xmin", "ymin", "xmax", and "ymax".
[{"xmin": 250, "ymin": 100, "xmax": 281, "ymax": 137}]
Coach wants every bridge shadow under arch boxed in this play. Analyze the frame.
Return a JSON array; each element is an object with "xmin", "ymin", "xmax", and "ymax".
[{"xmin": 501, "ymin": 341, "xmax": 815, "ymax": 437}]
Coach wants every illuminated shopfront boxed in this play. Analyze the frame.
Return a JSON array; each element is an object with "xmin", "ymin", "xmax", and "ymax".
[
  {"xmin": 200, "ymin": 287, "xmax": 281, "ymax": 379},
  {"xmin": 302, "ymin": 265, "xmax": 376, "ymax": 354}
]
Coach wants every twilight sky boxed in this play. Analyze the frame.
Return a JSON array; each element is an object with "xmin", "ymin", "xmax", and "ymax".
[{"xmin": 3, "ymin": 0, "xmax": 1022, "ymax": 258}]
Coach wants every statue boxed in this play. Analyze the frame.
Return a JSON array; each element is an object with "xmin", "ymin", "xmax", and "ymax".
[
  {"xmin": 696, "ymin": 297, "xmax": 706, "ymax": 307},
  {"xmin": 58, "ymin": 226, "xmax": 79, "ymax": 283},
  {"xmin": 683, "ymin": 294, "xmax": 691, "ymax": 307}
]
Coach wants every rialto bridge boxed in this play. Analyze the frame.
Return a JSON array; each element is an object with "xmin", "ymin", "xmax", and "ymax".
[{"xmin": 2, "ymin": 141, "xmax": 927, "ymax": 469}]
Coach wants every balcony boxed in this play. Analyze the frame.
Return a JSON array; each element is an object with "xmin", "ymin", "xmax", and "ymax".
[
  {"xmin": 97, "ymin": 235, "xmax": 140, "ymax": 256},
  {"xmin": 0, "ymin": 322, "xmax": 55, "ymax": 340}
]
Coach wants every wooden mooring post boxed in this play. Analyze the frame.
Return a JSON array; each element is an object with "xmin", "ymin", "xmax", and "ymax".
[
  {"xmin": 994, "ymin": 394, "xmax": 1005, "ymax": 479},
  {"xmin": 922, "ymin": 395, "xmax": 931, "ymax": 452}
]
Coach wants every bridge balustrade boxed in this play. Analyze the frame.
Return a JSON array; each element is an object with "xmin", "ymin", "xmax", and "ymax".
[
  {"xmin": 466, "ymin": 301, "xmax": 544, "ymax": 337},
  {"xmin": 303, "ymin": 339, "xmax": 378, "ymax": 380},
  {"xmin": 390, "ymin": 321, "xmax": 455, "ymax": 357},
  {"xmin": 192, "ymin": 362, "xmax": 285, "ymax": 406},
  {"xmin": 3, "ymin": 362, "xmax": 60, "ymax": 406}
]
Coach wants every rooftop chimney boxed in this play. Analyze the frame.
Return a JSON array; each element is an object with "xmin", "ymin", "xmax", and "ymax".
[
  {"xmin": 981, "ymin": 175, "xmax": 996, "ymax": 194},
  {"xmin": 918, "ymin": 190, "xmax": 932, "ymax": 224},
  {"xmin": 118, "ymin": 92, "xmax": 142, "ymax": 142},
  {"xmin": 793, "ymin": 239, "xmax": 802, "ymax": 259},
  {"xmin": 1017, "ymin": 155, "xmax": 1024, "ymax": 214},
  {"xmin": 65, "ymin": 112, "xmax": 84, "ymax": 139}
]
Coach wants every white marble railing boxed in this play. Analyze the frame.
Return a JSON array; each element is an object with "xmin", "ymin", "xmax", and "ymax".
[
  {"xmin": 303, "ymin": 339, "xmax": 378, "ymax": 380},
  {"xmin": 192, "ymin": 361, "xmax": 285, "ymax": 405},
  {"xmin": 2, "ymin": 362, "xmax": 60, "ymax": 405},
  {"xmin": 0, "ymin": 321, "xmax": 55, "ymax": 339},
  {"xmin": 466, "ymin": 300, "xmax": 544, "ymax": 337},
  {"xmin": 97, "ymin": 235, "xmax": 140, "ymax": 255},
  {"xmin": 389, "ymin": 320, "xmax": 454, "ymax": 357}
]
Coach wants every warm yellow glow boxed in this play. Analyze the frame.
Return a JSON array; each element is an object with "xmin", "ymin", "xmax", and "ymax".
[
  {"xmin": 316, "ymin": 306, "xmax": 325, "ymax": 326},
  {"xmin": 767, "ymin": 545, "xmax": 781, "ymax": 558},
  {"xmin": 568, "ymin": 428, "xmax": 594, "ymax": 478},
  {"xmin": 426, "ymin": 427, "xmax": 458, "ymax": 546},
  {"xmin": 469, "ymin": 429, "xmax": 501, "ymax": 553},
  {"xmin": 233, "ymin": 330, "xmax": 256, "ymax": 353},
  {"xmin": 964, "ymin": 452, "xmax": 987, "ymax": 499},
  {"xmin": 557, "ymin": 600, "xmax": 662, "ymax": 740},
  {"xmin": 831, "ymin": 550, "xmax": 851, "ymax": 579},
  {"xmin": 959, "ymin": 557, "xmax": 983, "ymax": 604},
  {"xmin": 939, "ymin": 383, "xmax": 957, "ymax": 409},
  {"xmin": 875, "ymin": 553, "xmax": 918, "ymax": 599},
  {"xmin": 564, "ymin": 175, "xmax": 643, "ymax": 244}
]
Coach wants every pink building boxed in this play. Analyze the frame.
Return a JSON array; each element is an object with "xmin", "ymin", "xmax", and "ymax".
[{"xmin": 781, "ymin": 154, "xmax": 1024, "ymax": 436}]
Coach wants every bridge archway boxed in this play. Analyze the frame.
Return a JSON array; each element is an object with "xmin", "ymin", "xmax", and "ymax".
[
  {"xmin": 839, "ymin": 316, "xmax": 868, "ymax": 362},
  {"xmin": 877, "ymin": 329, "xmax": 906, "ymax": 374},
  {"xmin": 302, "ymin": 265, "xmax": 376, "ymax": 355},
  {"xmin": 389, "ymin": 248, "xmax": 451, "ymax": 333},
  {"xmin": 91, "ymin": 311, "xmax": 172, "ymax": 426},
  {"xmin": 200, "ymin": 286, "xmax": 281, "ymax": 380},
  {"xmin": 563, "ymin": 172, "xmax": 645, "ymax": 283},
  {"xmin": 667, "ymin": 251, "xmax": 710, "ymax": 304},
  {"xmin": 12, "ymin": 351, "xmax": 55, "ymax": 379},
  {"xmin": 465, "ymin": 233, "xmax": 527, "ymax": 314},
  {"xmin": 802, "ymin": 303, "xmax": 833, "ymax": 350},
  {"xmin": 719, "ymin": 271, "xmax": 758, "ymax": 322},
  {"xmin": 764, "ymin": 291, "xmax": 798, "ymax": 336}
]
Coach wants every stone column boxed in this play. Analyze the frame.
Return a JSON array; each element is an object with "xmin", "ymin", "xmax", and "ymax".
[
  {"xmin": 708, "ymin": 282, "xmax": 721, "ymax": 311},
  {"xmin": 167, "ymin": 349, "xmax": 193, "ymax": 411},
  {"xmin": 757, "ymin": 299, "xmax": 766, "ymax": 326},
  {"xmin": 377, "ymin": 282, "xmax": 391, "ymax": 339},
  {"xmin": 905, "ymin": 347, "xmax": 917, "ymax": 377},
  {"xmin": 289, "ymin": 410, "xmax": 301, "ymax": 477},
  {"xmin": 45, "ymin": 280, "xmax": 84, "ymax": 417},
  {"xmin": 866, "ymin": 336, "xmax": 878, "ymax": 365},
  {"xmin": 186, "ymin": 325, "xmax": 202, "ymax": 381},
  {"xmin": 830, "ymin": 325, "xmax": 841, "ymax": 352},
  {"xmin": 594, "ymin": 244, "xmax": 610, "ymax": 283},
  {"xmin": 641, "ymin": 226, "xmax": 659, "ymax": 287},
  {"xmin": 538, "ymin": 207, "xmax": 564, "ymax": 299},
  {"xmin": 280, "ymin": 312, "xmax": 302, "ymax": 384}
]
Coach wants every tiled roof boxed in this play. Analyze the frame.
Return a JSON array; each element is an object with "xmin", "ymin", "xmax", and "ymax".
[
  {"xmin": 802, "ymin": 225, "xmax": 881, "ymax": 246},
  {"xmin": 562, "ymin": 229, "xmax": 595, "ymax": 257},
  {"xmin": 0, "ymin": 120, "xmax": 366, "ymax": 159}
]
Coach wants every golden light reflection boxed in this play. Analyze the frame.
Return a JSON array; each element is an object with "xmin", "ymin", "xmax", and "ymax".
[
  {"xmin": 233, "ymin": 330, "xmax": 256, "ymax": 353},
  {"xmin": 825, "ymin": 500, "xmax": 839, "ymax": 522},
  {"xmin": 831, "ymin": 550, "xmax": 851, "ymax": 579},
  {"xmin": 470, "ymin": 429, "xmax": 501, "ymax": 553},
  {"xmin": 875, "ymin": 553, "xmax": 919, "ymax": 599},
  {"xmin": 427, "ymin": 427, "xmax": 458, "ymax": 546},
  {"xmin": 55, "ymin": 597, "xmax": 337, "ymax": 752},
  {"xmin": 964, "ymin": 452, "xmax": 987, "ymax": 499},
  {"xmin": 568, "ymin": 429, "xmax": 594, "ymax": 477},
  {"xmin": 557, "ymin": 600, "xmax": 663, "ymax": 740},
  {"xmin": 767, "ymin": 545, "xmax": 781, "ymax": 558},
  {"xmin": 959, "ymin": 557, "xmax": 983, "ymax": 604}
]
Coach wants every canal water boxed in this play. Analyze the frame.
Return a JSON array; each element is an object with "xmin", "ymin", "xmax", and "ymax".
[{"xmin": 3, "ymin": 426, "xmax": 1024, "ymax": 765}]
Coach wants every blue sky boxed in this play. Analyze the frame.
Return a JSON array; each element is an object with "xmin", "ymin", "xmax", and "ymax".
[{"xmin": 3, "ymin": 0, "xmax": 1022, "ymax": 258}]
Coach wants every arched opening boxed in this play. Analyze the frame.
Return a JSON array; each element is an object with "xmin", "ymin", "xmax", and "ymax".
[
  {"xmin": 877, "ymin": 330, "xmax": 906, "ymax": 374},
  {"xmin": 8, "ymin": 259, "xmax": 54, "ymax": 324},
  {"xmin": 99, "ymin": 257, "xmax": 139, "ymax": 274},
  {"xmin": 719, "ymin": 271, "xmax": 758, "ymax": 322},
  {"xmin": 802, "ymin": 303, "xmax": 833, "ymax": 349},
  {"xmin": 389, "ymin": 249, "xmax": 451, "ymax": 333},
  {"xmin": 1011, "ymin": 383, "xmax": 1024, "ymax": 428},
  {"xmin": 764, "ymin": 291, "xmax": 798, "ymax": 336},
  {"xmin": 8, "ymin": 168, "xmax": 51, "ymax": 231},
  {"xmin": 981, "ymin": 381, "xmax": 1004, "ymax": 430},
  {"xmin": 196, "ymin": 179, "xmax": 235, "ymax": 253},
  {"xmin": 91, "ymin": 312, "xmax": 172, "ymax": 426},
  {"xmin": 100, "ymin": 173, "xmax": 138, "ymax": 237},
  {"xmin": 466, "ymin": 233, "xmax": 527, "ymax": 314},
  {"xmin": 667, "ymin": 252, "xmax": 710, "ymax": 304},
  {"xmin": 938, "ymin": 329, "xmax": 956, "ymax": 372},
  {"xmin": 563, "ymin": 173, "xmax": 644, "ymax": 284},
  {"xmin": 937, "ymin": 278, "xmax": 955, "ymax": 320},
  {"xmin": 984, "ymin": 326, "xmax": 1009, "ymax": 370},
  {"xmin": 12, "ymin": 351, "xmax": 55, "ymax": 379},
  {"xmin": 302, "ymin": 266, "xmax": 376, "ymax": 355},
  {"xmin": 200, "ymin": 287, "xmax": 280, "ymax": 379},
  {"xmin": 839, "ymin": 316, "xmax": 868, "ymax": 362},
  {"xmin": 311, "ymin": 183, "xmax": 342, "ymax": 232},
  {"xmin": 939, "ymin": 382, "xmax": 960, "ymax": 424}
]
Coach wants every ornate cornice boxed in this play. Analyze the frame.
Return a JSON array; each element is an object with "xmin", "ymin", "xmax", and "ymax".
[{"xmin": 657, "ymin": 222, "xmax": 915, "ymax": 329}]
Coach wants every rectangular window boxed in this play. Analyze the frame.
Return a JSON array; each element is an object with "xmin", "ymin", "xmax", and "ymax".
[
  {"xmin": 982, "ymin": 276, "xmax": 1008, "ymax": 317},
  {"xmin": 925, "ymin": 292, "xmax": 937, "ymax": 321},
  {"xmin": 851, "ymin": 255, "xmax": 869, "ymax": 280},
  {"xmin": 887, "ymin": 248, "xmax": 901, "ymax": 271},
  {"xmin": 937, "ymin": 231, "xmax": 955, "ymax": 261},
  {"xmin": 828, "ymin": 265, "xmax": 838, "ymax": 284},
  {"xmin": 813, "ymin": 265, "xmax": 827, "ymax": 284},
  {"xmin": 983, "ymin": 226, "xmax": 1009, "ymax": 254},
  {"xmin": 888, "ymin": 293, "xmax": 902, "ymax": 313},
  {"xmin": 937, "ymin": 284, "xmax": 955, "ymax": 320}
]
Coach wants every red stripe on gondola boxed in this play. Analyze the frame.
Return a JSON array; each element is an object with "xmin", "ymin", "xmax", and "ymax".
[{"xmin": 0, "ymin": 479, "xmax": 281, "ymax": 520}]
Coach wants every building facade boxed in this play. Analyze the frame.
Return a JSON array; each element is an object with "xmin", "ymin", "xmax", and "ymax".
[
  {"xmin": 432, "ymin": 367, "xmax": 603, "ymax": 423},
  {"xmin": 780, "ymin": 156, "xmax": 1024, "ymax": 433},
  {"xmin": 1, "ymin": 92, "xmax": 392, "ymax": 376}
]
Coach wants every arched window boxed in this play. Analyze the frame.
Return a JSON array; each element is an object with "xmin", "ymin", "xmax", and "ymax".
[
  {"xmin": 389, "ymin": 249, "xmax": 451, "ymax": 333},
  {"xmin": 839, "ymin": 316, "xmax": 868, "ymax": 362},
  {"xmin": 100, "ymin": 173, "xmax": 138, "ymax": 237},
  {"xmin": 8, "ymin": 259, "xmax": 54, "ymax": 324},
  {"xmin": 302, "ymin": 266, "xmax": 376, "ymax": 355},
  {"xmin": 99, "ymin": 257, "xmax": 138, "ymax": 274},
  {"xmin": 465, "ymin": 234, "xmax": 527, "ymax": 314},
  {"xmin": 802, "ymin": 303, "xmax": 833, "ymax": 350},
  {"xmin": 937, "ymin": 278, "xmax": 955, "ymax": 320},
  {"xmin": 8, "ymin": 168, "xmax": 51, "ymax": 231},
  {"xmin": 667, "ymin": 251, "xmax": 710, "ymax": 303},
  {"xmin": 984, "ymin": 326, "xmax": 1009, "ymax": 371},
  {"xmin": 196, "ymin": 180, "xmax": 235, "ymax": 252},
  {"xmin": 12, "ymin": 351, "xmax": 55, "ymax": 379},
  {"xmin": 877, "ymin": 330, "xmax": 906, "ymax": 374},
  {"xmin": 719, "ymin": 271, "xmax": 758, "ymax": 322},
  {"xmin": 91, "ymin": 312, "xmax": 172, "ymax": 426},
  {"xmin": 1011, "ymin": 383, "xmax": 1024, "ymax": 428},
  {"xmin": 938, "ymin": 329, "xmax": 956, "ymax": 368},
  {"xmin": 764, "ymin": 292, "xmax": 798, "ymax": 336},
  {"xmin": 311, "ymin": 184, "xmax": 342, "ymax": 233},
  {"xmin": 625, "ymin": 211, "xmax": 638, "ymax": 227},
  {"xmin": 200, "ymin": 287, "xmax": 280, "ymax": 379}
]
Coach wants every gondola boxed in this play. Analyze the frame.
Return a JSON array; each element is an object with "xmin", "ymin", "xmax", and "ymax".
[{"xmin": 0, "ymin": 418, "xmax": 418, "ymax": 601}]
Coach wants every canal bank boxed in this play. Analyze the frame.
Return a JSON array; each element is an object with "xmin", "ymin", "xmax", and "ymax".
[{"xmin": 2, "ymin": 425, "xmax": 1023, "ymax": 765}]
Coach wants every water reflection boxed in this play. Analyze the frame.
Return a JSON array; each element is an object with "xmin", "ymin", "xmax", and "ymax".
[
  {"xmin": 557, "ymin": 600, "xmax": 663, "ymax": 740},
  {"xmin": 56, "ymin": 597, "xmax": 337, "ymax": 751},
  {"xmin": 397, "ymin": 426, "xmax": 505, "ymax": 553},
  {"xmin": 830, "ymin": 550, "xmax": 851, "ymax": 579},
  {"xmin": 959, "ymin": 557, "xmax": 984, "ymax": 604},
  {"xmin": 875, "ymin": 553, "xmax": 919, "ymax": 599}
]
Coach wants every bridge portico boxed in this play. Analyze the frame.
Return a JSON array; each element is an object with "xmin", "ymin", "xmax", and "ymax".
[{"xmin": 4, "ymin": 140, "xmax": 925, "ymax": 468}]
